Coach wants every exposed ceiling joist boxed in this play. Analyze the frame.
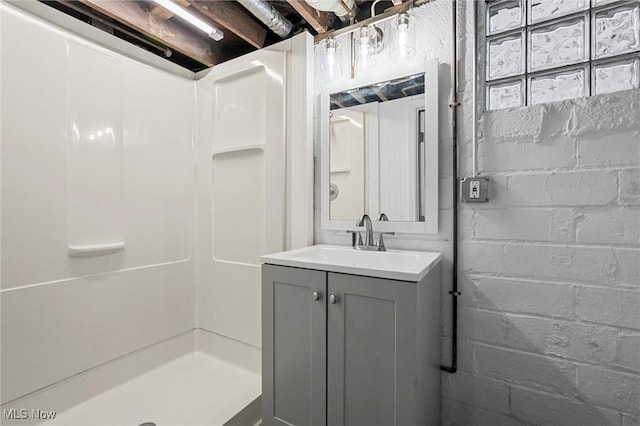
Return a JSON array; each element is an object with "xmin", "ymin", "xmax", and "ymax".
[
  {"xmin": 187, "ymin": 0, "xmax": 268, "ymax": 49},
  {"xmin": 285, "ymin": 0, "xmax": 331, "ymax": 34},
  {"xmin": 78, "ymin": 0, "xmax": 222, "ymax": 66},
  {"xmin": 41, "ymin": 0, "xmax": 402, "ymax": 71},
  {"xmin": 149, "ymin": 4, "xmax": 174, "ymax": 20},
  {"xmin": 149, "ymin": 0, "xmax": 192, "ymax": 19}
]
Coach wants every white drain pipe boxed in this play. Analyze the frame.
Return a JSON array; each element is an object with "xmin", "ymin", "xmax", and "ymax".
[
  {"xmin": 305, "ymin": 0, "xmax": 356, "ymax": 21},
  {"xmin": 237, "ymin": 0, "xmax": 293, "ymax": 38}
]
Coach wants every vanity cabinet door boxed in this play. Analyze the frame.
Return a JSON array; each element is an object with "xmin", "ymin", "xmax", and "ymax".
[
  {"xmin": 262, "ymin": 264, "xmax": 327, "ymax": 426},
  {"xmin": 327, "ymin": 273, "xmax": 417, "ymax": 426}
]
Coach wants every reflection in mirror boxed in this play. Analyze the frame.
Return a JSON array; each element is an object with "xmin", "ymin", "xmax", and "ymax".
[
  {"xmin": 330, "ymin": 73, "xmax": 425, "ymax": 109},
  {"xmin": 329, "ymin": 107, "xmax": 369, "ymax": 220},
  {"xmin": 328, "ymin": 74, "xmax": 425, "ymax": 222}
]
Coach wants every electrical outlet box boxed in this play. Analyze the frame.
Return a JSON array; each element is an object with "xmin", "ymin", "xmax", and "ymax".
[{"xmin": 460, "ymin": 177, "xmax": 490, "ymax": 203}]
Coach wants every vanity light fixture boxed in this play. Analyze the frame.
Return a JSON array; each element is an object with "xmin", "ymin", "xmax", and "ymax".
[
  {"xmin": 152, "ymin": 0, "xmax": 224, "ymax": 41},
  {"xmin": 318, "ymin": 5, "xmax": 417, "ymax": 77}
]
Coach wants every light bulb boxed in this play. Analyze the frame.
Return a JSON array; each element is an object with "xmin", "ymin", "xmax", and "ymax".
[
  {"xmin": 325, "ymin": 37, "xmax": 338, "ymax": 54},
  {"xmin": 396, "ymin": 12, "xmax": 410, "ymax": 31}
]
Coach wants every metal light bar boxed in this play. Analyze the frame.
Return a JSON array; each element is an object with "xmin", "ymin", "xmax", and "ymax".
[
  {"xmin": 315, "ymin": 0, "xmax": 414, "ymax": 43},
  {"xmin": 152, "ymin": 0, "xmax": 224, "ymax": 41}
]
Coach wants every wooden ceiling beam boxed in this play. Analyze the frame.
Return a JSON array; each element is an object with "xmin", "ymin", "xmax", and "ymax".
[
  {"xmin": 149, "ymin": 4, "xmax": 174, "ymax": 20},
  {"xmin": 187, "ymin": 0, "xmax": 267, "ymax": 49},
  {"xmin": 285, "ymin": 0, "xmax": 331, "ymax": 34},
  {"xmin": 78, "ymin": 0, "xmax": 222, "ymax": 66}
]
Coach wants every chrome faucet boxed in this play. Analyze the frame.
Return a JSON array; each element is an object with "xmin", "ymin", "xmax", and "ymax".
[
  {"xmin": 356, "ymin": 214, "xmax": 375, "ymax": 247},
  {"xmin": 350, "ymin": 213, "xmax": 394, "ymax": 251}
]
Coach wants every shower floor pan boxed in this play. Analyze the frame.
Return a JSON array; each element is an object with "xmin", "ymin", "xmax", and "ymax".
[{"xmin": 40, "ymin": 351, "xmax": 260, "ymax": 426}]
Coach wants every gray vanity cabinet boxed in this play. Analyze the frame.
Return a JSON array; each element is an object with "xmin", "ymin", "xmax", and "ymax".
[
  {"xmin": 262, "ymin": 265, "xmax": 327, "ymax": 426},
  {"xmin": 262, "ymin": 263, "xmax": 441, "ymax": 426}
]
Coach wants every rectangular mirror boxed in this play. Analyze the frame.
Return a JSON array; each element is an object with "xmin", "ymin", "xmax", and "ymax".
[{"xmin": 321, "ymin": 58, "xmax": 439, "ymax": 234}]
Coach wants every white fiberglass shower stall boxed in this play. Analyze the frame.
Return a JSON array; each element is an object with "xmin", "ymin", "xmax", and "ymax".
[{"xmin": 0, "ymin": 1, "xmax": 313, "ymax": 424}]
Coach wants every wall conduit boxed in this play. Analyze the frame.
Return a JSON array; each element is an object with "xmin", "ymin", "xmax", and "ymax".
[{"xmin": 441, "ymin": 0, "xmax": 460, "ymax": 374}]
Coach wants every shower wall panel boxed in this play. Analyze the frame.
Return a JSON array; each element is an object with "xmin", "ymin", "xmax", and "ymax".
[
  {"xmin": 196, "ymin": 33, "xmax": 314, "ymax": 349},
  {"xmin": 197, "ymin": 50, "xmax": 286, "ymax": 348},
  {"xmin": 66, "ymin": 41, "xmax": 124, "ymax": 253},
  {"xmin": 0, "ymin": 3, "xmax": 195, "ymax": 404}
]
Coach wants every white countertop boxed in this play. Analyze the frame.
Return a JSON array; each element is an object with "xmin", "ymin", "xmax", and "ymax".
[{"xmin": 261, "ymin": 244, "xmax": 442, "ymax": 282}]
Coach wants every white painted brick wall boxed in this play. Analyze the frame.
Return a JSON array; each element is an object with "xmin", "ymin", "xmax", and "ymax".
[
  {"xmin": 503, "ymin": 244, "xmax": 618, "ymax": 283},
  {"xmin": 539, "ymin": 170, "xmax": 618, "ymax": 205},
  {"xmin": 504, "ymin": 315, "xmax": 618, "ymax": 365},
  {"xmin": 468, "ymin": 277, "xmax": 574, "ymax": 317},
  {"xmin": 620, "ymin": 169, "xmax": 640, "ymax": 206},
  {"xmin": 617, "ymin": 333, "xmax": 640, "ymax": 372},
  {"xmin": 479, "ymin": 136, "xmax": 577, "ymax": 171},
  {"xmin": 441, "ymin": 371, "xmax": 510, "ymax": 414},
  {"xmin": 313, "ymin": 1, "xmax": 640, "ymax": 424},
  {"xmin": 474, "ymin": 208, "xmax": 576, "ymax": 242},
  {"xmin": 575, "ymin": 286, "xmax": 640, "ymax": 329},
  {"xmin": 458, "ymin": 308, "xmax": 507, "ymax": 347},
  {"xmin": 577, "ymin": 209, "xmax": 640, "ymax": 245},
  {"xmin": 474, "ymin": 343, "xmax": 577, "ymax": 396},
  {"xmin": 442, "ymin": 399, "xmax": 523, "ymax": 426},
  {"xmin": 576, "ymin": 364, "xmax": 640, "ymax": 413},
  {"xmin": 624, "ymin": 412, "xmax": 640, "ymax": 426},
  {"xmin": 490, "ymin": 170, "xmax": 620, "ymax": 207},
  {"xmin": 510, "ymin": 386, "xmax": 622, "ymax": 426},
  {"xmin": 614, "ymin": 248, "xmax": 640, "ymax": 287},
  {"xmin": 578, "ymin": 131, "xmax": 640, "ymax": 167}
]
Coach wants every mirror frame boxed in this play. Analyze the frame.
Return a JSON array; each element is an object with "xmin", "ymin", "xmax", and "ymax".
[{"xmin": 320, "ymin": 57, "xmax": 439, "ymax": 234}]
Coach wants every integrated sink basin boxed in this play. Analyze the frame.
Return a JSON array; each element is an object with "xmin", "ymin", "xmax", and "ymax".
[{"xmin": 261, "ymin": 244, "xmax": 442, "ymax": 281}]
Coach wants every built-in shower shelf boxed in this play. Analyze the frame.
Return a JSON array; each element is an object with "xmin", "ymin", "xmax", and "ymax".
[{"xmin": 68, "ymin": 241, "xmax": 125, "ymax": 257}]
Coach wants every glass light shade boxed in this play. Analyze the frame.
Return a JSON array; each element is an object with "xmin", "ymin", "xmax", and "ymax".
[
  {"xmin": 322, "ymin": 37, "xmax": 343, "ymax": 78},
  {"xmin": 356, "ymin": 25, "xmax": 380, "ymax": 70},
  {"xmin": 390, "ymin": 12, "xmax": 416, "ymax": 59}
]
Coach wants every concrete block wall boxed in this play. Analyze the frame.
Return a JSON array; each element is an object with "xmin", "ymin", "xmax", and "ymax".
[
  {"xmin": 314, "ymin": 1, "xmax": 640, "ymax": 424},
  {"xmin": 449, "ymin": 0, "xmax": 640, "ymax": 420},
  {"xmin": 452, "ymin": 91, "xmax": 640, "ymax": 426}
]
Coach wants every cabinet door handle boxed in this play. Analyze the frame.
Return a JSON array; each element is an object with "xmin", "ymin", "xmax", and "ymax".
[
  {"xmin": 329, "ymin": 294, "xmax": 339, "ymax": 304},
  {"xmin": 312, "ymin": 291, "xmax": 321, "ymax": 301}
]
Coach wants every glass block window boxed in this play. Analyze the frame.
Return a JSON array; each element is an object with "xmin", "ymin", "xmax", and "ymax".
[{"xmin": 485, "ymin": 0, "xmax": 640, "ymax": 110}]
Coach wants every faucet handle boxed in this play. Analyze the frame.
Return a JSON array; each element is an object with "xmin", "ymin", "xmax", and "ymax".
[
  {"xmin": 346, "ymin": 230, "xmax": 363, "ymax": 247},
  {"xmin": 376, "ymin": 214, "xmax": 392, "ymax": 251},
  {"xmin": 376, "ymin": 231, "xmax": 395, "ymax": 251}
]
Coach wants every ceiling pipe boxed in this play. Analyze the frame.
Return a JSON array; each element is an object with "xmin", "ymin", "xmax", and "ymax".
[
  {"xmin": 236, "ymin": 0, "xmax": 293, "ymax": 38},
  {"xmin": 305, "ymin": 0, "xmax": 356, "ymax": 22},
  {"xmin": 59, "ymin": 0, "xmax": 173, "ymax": 58}
]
